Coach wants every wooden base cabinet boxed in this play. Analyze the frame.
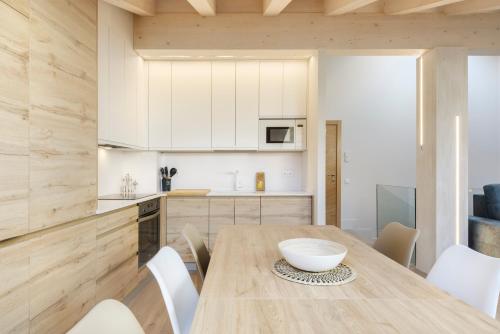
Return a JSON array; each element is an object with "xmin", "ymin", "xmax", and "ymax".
[
  {"xmin": 209, "ymin": 198, "xmax": 235, "ymax": 250},
  {"xmin": 95, "ymin": 206, "xmax": 139, "ymax": 302},
  {"xmin": 261, "ymin": 197, "xmax": 312, "ymax": 225},
  {"xmin": 167, "ymin": 198, "xmax": 209, "ymax": 261},
  {"xmin": 0, "ymin": 205, "xmax": 141, "ymax": 334},
  {"xmin": 234, "ymin": 197, "xmax": 260, "ymax": 225}
]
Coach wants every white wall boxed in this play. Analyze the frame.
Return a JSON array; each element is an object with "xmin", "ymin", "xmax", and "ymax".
[
  {"xmin": 468, "ymin": 56, "xmax": 500, "ymax": 210},
  {"xmin": 159, "ymin": 152, "xmax": 303, "ymax": 192},
  {"xmin": 98, "ymin": 148, "xmax": 160, "ymax": 195},
  {"xmin": 318, "ymin": 55, "xmax": 417, "ymax": 239}
]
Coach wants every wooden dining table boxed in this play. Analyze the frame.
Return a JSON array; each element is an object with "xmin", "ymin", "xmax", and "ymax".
[{"xmin": 190, "ymin": 225, "xmax": 500, "ymax": 333}]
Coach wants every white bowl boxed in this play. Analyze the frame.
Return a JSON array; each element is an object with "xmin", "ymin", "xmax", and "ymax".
[{"xmin": 278, "ymin": 238, "xmax": 347, "ymax": 272}]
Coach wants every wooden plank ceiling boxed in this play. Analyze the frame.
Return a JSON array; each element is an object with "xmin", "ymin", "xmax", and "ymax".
[{"xmin": 156, "ymin": 0, "xmax": 500, "ymax": 16}]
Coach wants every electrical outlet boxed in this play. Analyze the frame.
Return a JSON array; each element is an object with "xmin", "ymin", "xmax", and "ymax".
[{"xmin": 283, "ymin": 169, "xmax": 294, "ymax": 177}]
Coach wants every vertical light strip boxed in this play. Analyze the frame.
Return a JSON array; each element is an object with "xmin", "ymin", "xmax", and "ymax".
[
  {"xmin": 419, "ymin": 57, "xmax": 424, "ymax": 148},
  {"xmin": 455, "ymin": 115, "xmax": 460, "ymax": 245}
]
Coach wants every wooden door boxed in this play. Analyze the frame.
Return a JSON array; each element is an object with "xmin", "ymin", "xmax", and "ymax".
[{"xmin": 326, "ymin": 121, "xmax": 341, "ymax": 226}]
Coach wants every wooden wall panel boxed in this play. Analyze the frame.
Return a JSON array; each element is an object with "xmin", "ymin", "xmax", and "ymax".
[
  {"xmin": 0, "ymin": 1, "xmax": 30, "ymax": 241},
  {"xmin": 135, "ymin": 12, "xmax": 500, "ymax": 51},
  {"xmin": 0, "ymin": 0, "xmax": 29, "ymax": 155},
  {"xmin": 29, "ymin": 0, "xmax": 98, "ymax": 231},
  {"xmin": 0, "ymin": 155, "xmax": 29, "ymax": 241},
  {"xmin": 0, "ymin": 238, "xmax": 31, "ymax": 334},
  {"xmin": 29, "ymin": 221, "xmax": 97, "ymax": 334}
]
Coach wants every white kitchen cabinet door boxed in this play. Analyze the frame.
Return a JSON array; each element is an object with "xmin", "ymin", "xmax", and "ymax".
[
  {"xmin": 171, "ymin": 62, "xmax": 212, "ymax": 149},
  {"xmin": 98, "ymin": 22, "xmax": 109, "ymax": 143},
  {"xmin": 124, "ymin": 40, "xmax": 138, "ymax": 147},
  {"xmin": 108, "ymin": 29, "xmax": 127, "ymax": 144},
  {"xmin": 148, "ymin": 61, "xmax": 172, "ymax": 150},
  {"xmin": 136, "ymin": 59, "xmax": 148, "ymax": 149},
  {"xmin": 212, "ymin": 62, "xmax": 236, "ymax": 149},
  {"xmin": 236, "ymin": 62, "xmax": 259, "ymax": 149},
  {"xmin": 259, "ymin": 61, "xmax": 283, "ymax": 119},
  {"xmin": 283, "ymin": 61, "xmax": 308, "ymax": 118}
]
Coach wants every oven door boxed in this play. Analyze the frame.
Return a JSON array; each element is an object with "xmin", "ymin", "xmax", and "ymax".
[
  {"xmin": 138, "ymin": 211, "xmax": 160, "ymax": 268},
  {"xmin": 259, "ymin": 120, "xmax": 296, "ymax": 150}
]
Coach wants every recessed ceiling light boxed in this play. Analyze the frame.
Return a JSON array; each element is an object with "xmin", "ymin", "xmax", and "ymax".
[{"xmin": 216, "ymin": 55, "xmax": 235, "ymax": 58}]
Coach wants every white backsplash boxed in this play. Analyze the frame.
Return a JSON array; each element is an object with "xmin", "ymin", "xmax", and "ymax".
[
  {"xmin": 98, "ymin": 148, "xmax": 160, "ymax": 195},
  {"xmin": 160, "ymin": 152, "xmax": 304, "ymax": 192},
  {"xmin": 98, "ymin": 148, "xmax": 304, "ymax": 195}
]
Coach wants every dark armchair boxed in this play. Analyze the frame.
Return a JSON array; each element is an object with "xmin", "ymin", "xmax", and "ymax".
[{"xmin": 468, "ymin": 184, "xmax": 500, "ymax": 258}]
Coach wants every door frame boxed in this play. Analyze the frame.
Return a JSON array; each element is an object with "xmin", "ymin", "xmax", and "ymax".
[{"xmin": 325, "ymin": 120, "xmax": 342, "ymax": 227}]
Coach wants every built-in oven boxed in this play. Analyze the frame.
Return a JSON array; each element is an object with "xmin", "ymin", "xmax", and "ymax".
[
  {"xmin": 259, "ymin": 119, "xmax": 306, "ymax": 151},
  {"xmin": 138, "ymin": 198, "xmax": 160, "ymax": 268}
]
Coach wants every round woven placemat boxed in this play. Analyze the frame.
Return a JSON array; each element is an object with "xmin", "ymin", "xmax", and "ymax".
[{"xmin": 272, "ymin": 258, "xmax": 357, "ymax": 286}]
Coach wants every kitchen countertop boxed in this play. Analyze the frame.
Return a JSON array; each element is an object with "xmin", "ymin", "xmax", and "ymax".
[{"xmin": 96, "ymin": 191, "xmax": 313, "ymax": 215}]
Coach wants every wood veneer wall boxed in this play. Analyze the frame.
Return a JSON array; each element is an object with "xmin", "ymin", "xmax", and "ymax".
[
  {"xmin": 0, "ymin": 0, "xmax": 97, "ymax": 241},
  {"xmin": 0, "ymin": 0, "xmax": 98, "ymax": 333}
]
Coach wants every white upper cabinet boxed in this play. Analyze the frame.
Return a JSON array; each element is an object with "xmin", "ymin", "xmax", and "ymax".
[
  {"xmin": 236, "ymin": 62, "xmax": 259, "ymax": 149},
  {"xmin": 212, "ymin": 62, "xmax": 236, "ymax": 149},
  {"xmin": 283, "ymin": 61, "xmax": 308, "ymax": 118},
  {"xmin": 259, "ymin": 60, "xmax": 308, "ymax": 119},
  {"xmin": 108, "ymin": 31, "xmax": 127, "ymax": 144},
  {"xmin": 98, "ymin": 1, "xmax": 143, "ymax": 148},
  {"xmin": 124, "ymin": 40, "xmax": 138, "ymax": 146},
  {"xmin": 171, "ymin": 62, "xmax": 212, "ymax": 149},
  {"xmin": 148, "ymin": 61, "xmax": 172, "ymax": 150},
  {"xmin": 136, "ymin": 59, "xmax": 149, "ymax": 149},
  {"xmin": 259, "ymin": 61, "xmax": 283, "ymax": 119},
  {"xmin": 98, "ymin": 20, "xmax": 109, "ymax": 142}
]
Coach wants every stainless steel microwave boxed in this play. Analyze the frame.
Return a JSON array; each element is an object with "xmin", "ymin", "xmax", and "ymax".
[{"xmin": 259, "ymin": 119, "xmax": 306, "ymax": 151}]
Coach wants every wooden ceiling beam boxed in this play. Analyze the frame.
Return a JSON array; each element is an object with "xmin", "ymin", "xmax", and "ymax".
[
  {"xmin": 186, "ymin": 0, "xmax": 216, "ymax": 16},
  {"xmin": 325, "ymin": 0, "xmax": 379, "ymax": 16},
  {"xmin": 385, "ymin": 0, "xmax": 464, "ymax": 15},
  {"xmin": 444, "ymin": 0, "xmax": 500, "ymax": 15},
  {"xmin": 103, "ymin": 0, "xmax": 156, "ymax": 16},
  {"xmin": 263, "ymin": 0, "xmax": 294, "ymax": 16}
]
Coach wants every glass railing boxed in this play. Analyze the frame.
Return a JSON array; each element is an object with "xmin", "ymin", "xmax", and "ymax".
[{"xmin": 376, "ymin": 184, "xmax": 416, "ymax": 264}]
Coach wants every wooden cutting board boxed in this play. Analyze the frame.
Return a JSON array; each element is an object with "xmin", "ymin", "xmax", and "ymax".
[{"xmin": 167, "ymin": 189, "xmax": 211, "ymax": 197}]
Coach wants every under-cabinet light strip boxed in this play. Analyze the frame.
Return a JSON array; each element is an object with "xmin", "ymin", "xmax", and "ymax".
[
  {"xmin": 419, "ymin": 57, "xmax": 424, "ymax": 148},
  {"xmin": 455, "ymin": 115, "xmax": 460, "ymax": 245}
]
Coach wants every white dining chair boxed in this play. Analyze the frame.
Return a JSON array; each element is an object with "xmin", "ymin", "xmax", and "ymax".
[
  {"xmin": 67, "ymin": 299, "xmax": 144, "ymax": 334},
  {"xmin": 426, "ymin": 244, "xmax": 500, "ymax": 318},
  {"xmin": 147, "ymin": 246, "xmax": 199, "ymax": 334}
]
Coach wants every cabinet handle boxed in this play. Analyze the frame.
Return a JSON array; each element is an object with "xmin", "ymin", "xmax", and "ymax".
[{"xmin": 137, "ymin": 211, "xmax": 160, "ymax": 223}]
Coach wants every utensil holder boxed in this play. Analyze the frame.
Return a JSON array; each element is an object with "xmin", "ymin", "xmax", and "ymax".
[{"xmin": 161, "ymin": 178, "xmax": 171, "ymax": 192}]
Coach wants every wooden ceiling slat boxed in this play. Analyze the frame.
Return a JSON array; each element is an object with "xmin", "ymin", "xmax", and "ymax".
[
  {"xmin": 384, "ymin": 0, "xmax": 464, "ymax": 15},
  {"xmin": 325, "ymin": 0, "xmax": 379, "ymax": 16},
  {"xmin": 444, "ymin": 0, "xmax": 500, "ymax": 15}
]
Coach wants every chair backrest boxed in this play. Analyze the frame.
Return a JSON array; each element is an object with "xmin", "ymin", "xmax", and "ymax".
[
  {"xmin": 67, "ymin": 299, "xmax": 144, "ymax": 334},
  {"xmin": 373, "ymin": 222, "xmax": 420, "ymax": 268},
  {"xmin": 182, "ymin": 223, "xmax": 210, "ymax": 281},
  {"xmin": 147, "ymin": 247, "xmax": 199, "ymax": 334},
  {"xmin": 427, "ymin": 244, "xmax": 500, "ymax": 318}
]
